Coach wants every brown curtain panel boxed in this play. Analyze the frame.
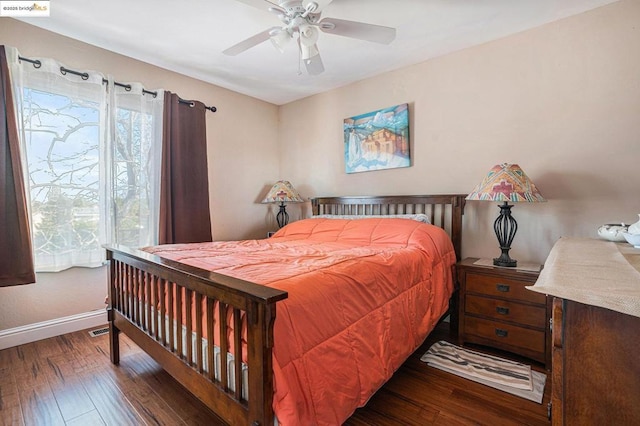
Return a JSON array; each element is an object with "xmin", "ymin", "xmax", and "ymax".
[
  {"xmin": 159, "ymin": 92, "xmax": 212, "ymax": 244},
  {"xmin": 0, "ymin": 46, "xmax": 35, "ymax": 286}
]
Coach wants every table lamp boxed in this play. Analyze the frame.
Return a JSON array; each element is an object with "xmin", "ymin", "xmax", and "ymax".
[
  {"xmin": 261, "ymin": 180, "xmax": 304, "ymax": 228},
  {"xmin": 466, "ymin": 163, "xmax": 546, "ymax": 267}
]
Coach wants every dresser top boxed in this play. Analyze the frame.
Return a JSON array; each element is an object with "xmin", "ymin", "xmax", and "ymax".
[{"xmin": 527, "ymin": 237, "xmax": 640, "ymax": 318}]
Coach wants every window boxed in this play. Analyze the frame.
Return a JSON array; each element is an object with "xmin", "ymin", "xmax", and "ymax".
[
  {"xmin": 11, "ymin": 56, "xmax": 162, "ymax": 272},
  {"xmin": 23, "ymin": 87, "xmax": 102, "ymax": 270},
  {"xmin": 110, "ymin": 86, "xmax": 162, "ymax": 249}
]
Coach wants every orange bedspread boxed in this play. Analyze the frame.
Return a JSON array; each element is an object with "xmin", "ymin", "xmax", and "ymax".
[{"xmin": 145, "ymin": 217, "xmax": 456, "ymax": 426}]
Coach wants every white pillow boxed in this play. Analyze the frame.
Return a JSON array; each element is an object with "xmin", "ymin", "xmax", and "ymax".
[{"xmin": 313, "ymin": 213, "xmax": 431, "ymax": 224}]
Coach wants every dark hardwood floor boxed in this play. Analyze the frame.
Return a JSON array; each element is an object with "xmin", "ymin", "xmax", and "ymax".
[{"xmin": 0, "ymin": 322, "xmax": 550, "ymax": 425}]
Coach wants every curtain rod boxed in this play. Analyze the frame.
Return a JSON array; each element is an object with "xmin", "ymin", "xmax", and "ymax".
[{"xmin": 18, "ymin": 55, "xmax": 217, "ymax": 112}]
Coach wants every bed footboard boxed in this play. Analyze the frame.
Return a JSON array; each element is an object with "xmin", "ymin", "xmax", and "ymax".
[{"xmin": 105, "ymin": 244, "xmax": 288, "ymax": 426}]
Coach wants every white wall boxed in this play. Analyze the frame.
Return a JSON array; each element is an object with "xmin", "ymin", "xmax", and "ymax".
[
  {"xmin": 279, "ymin": 0, "xmax": 640, "ymax": 265},
  {"xmin": 0, "ymin": 19, "xmax": 280, "ymax": 331}
]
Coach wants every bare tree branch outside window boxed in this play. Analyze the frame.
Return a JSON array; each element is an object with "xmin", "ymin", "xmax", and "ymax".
[
  {"xmin": 22, "ymin": 88, "xmax": 154, "ymax": 269},
  {"xmin": 22, "ymin": 88, "xmax": 101, "ymax": 268},
  {"xmin": 113, "ymin": 107, "xmax": 154, "ymax": 247}
]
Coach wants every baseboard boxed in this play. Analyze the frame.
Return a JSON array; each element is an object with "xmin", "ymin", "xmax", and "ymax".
[{"xmin": 0, "ymin": 310, "xmax": 108, "ymax": 350}]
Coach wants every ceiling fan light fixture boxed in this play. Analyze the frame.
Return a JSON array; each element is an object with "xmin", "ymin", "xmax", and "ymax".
[
  {"xmin": 300, "ymin": 43, "xmax": 319, "ymax": 60},
  {"xmin": 270, "ymin": 28, "xmax": 290, "ymax": 52},
  {"xmin": 299, "ymin": 25, "xmax": 318, "ymax": 47}
]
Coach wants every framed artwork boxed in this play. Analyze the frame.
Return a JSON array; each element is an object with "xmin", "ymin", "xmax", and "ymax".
[{"xmin": 344, "ymin": 103, "xmax": 410, "ymax": 174}]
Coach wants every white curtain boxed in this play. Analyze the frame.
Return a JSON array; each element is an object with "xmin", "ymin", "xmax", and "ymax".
[
  {"xmin": 104, "ymin": 78, "xmax": 163, "ymax": 249},
  {"xmin": 9, "ymin": 48, "xmax": 107, "ymax": 271},
  {"xmin": 7, "ymin": 47, "xmax": 164, "ymax": 272}
]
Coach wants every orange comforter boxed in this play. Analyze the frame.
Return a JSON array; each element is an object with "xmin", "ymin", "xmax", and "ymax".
[{"xmin": 145, "ymin": 217, "xmax": 456, "ymax": 425}]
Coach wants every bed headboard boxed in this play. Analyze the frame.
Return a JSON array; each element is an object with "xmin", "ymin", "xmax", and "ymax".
[{"xmin": 311, "ymin": 194, "xmax": 466, "ymax": 261}]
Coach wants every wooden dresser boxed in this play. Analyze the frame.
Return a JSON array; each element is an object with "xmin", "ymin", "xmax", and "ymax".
[
  {"xmin": 529, "ymin": 238, "xmax": 640, "ymax": 425},
  {"xmin": 550, "ymin": 298, "xmax": 640, "ymax": 425},
  {"xmin": 457, "ymin": 258, "xmax": 550, "ymax": 367}
]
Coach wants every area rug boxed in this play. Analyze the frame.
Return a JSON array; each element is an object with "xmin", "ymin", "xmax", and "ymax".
[{"xmin": 420, "ymin": 340, "xmax": 546, "ymax": 403}]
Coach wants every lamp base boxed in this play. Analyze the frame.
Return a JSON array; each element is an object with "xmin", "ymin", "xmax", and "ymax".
[
  {"xmin": 493, "ymin": 202, "xmax": 518, "ymax": 267},
  {"xmin": 493, "ymin": 254, "xmax": 517, "ymax": 267},
  {"xmin": 276, "ymin": 202, "xmax": 289, "ymax": 229}
]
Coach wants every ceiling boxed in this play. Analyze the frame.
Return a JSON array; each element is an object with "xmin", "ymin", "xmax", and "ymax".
[{"xmin": 19, "ymin": 0, "xmax": 618, "ymax": 105}]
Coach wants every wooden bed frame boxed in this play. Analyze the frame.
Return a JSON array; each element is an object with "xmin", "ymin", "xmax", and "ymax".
[{"xmin": 105, "ymin": 194, "xmax": 466, "ymax": 426}]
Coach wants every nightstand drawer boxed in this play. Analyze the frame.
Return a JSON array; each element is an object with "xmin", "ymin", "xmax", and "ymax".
[
  {"xmin": 457, "ymin": 258, "xmax": 549, "ymax": 366},
  {"xmin": 465, "ymin": 272, "xmax": 545, "ymax": 304},
  {"xmin": 465, "ymin": 295, "xmax": 546, "ymax": 329},
  {"xmin": 464, "ymin": 317, "xmax": 546, "ymax": 354}
]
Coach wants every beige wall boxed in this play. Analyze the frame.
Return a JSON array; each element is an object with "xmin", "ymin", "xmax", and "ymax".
[
  {"xmin": 0, "ymin": 19, "xmax": 280, "ymax": 330},
  {"xmin": 280, "ymin": 0, "xmax": 640, "ymax": 265},
  {"xmin": 2, "ymin": 0, "xmax": 639, "ymax": 331}
]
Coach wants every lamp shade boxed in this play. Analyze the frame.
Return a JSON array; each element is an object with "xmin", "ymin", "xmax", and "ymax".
[
  {"xmin": 261, "ymin": 181, "xmax": 304, "ymax": 204},
  {"xmin": 466, "ymin": 163, "xmax": 546, "ymax": 203},
  {"xmin": 466, "ymin": 163, "xmax": 545, "ymax": 268}
]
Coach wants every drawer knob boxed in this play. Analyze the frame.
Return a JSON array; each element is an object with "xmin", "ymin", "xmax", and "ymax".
[
  {"xmin": 496, "ymin": 283, "xmax": 510, "ymax": 292},
  {"xmin": 495, "ymin": 328, "xmax": 508, "ymax": 338},
  {"xmin": 496, "ymin": 306, "xmax": 510, "ymax": 315}
]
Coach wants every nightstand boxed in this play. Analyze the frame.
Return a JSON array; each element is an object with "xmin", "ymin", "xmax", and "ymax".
[{"xmin": 457, "ymin": 257, "xmax": 550, "ymax": 367}]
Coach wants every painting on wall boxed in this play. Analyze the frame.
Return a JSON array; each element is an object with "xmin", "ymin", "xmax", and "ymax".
[{"xmin": 344, "ymin": 103, "xmax": 410, "ymax": 174}]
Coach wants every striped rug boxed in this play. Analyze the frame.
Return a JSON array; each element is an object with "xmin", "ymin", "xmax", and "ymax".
[{"xmin": 420, "ymin": 341, "xmax": 546, "ymax": 403}]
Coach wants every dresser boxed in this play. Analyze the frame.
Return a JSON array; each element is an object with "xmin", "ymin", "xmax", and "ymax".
[
  {"xmin": 528, "ymin": 238, "xmax": 640, "ymax": 425},
  {"xmin": 457, "ymin": 258, "xmax": 550, "ymax": 367}
]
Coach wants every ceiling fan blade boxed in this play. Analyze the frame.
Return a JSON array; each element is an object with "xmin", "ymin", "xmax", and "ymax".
[
  {"xmin": 223, "ymin": 27, "xmax": 281, "ymax": 56},
  {"xmin": 318, "ymin": 17, "xmax": 396, "ymax": 44},
  {"xmin": 303, "ymin": 47, "xmax": 324, "ymax": 75}
]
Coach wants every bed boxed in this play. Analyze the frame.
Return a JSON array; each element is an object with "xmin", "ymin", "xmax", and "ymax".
[{"xmin": 105, "ymin": 194, "xmax": 466, "ymax": 426}]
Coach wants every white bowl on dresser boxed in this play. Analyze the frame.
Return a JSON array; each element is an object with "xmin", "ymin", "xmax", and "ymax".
[{"xmin": 622, "ymin": 232, "xmax": 640, "ymax": 248}]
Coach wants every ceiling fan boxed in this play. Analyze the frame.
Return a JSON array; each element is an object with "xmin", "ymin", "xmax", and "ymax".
[{"xmin": 224, "ymin": 0, "xmax": 396, "ymax": 75}]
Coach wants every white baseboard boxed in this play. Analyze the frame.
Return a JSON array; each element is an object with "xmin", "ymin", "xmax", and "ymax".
[{"xmin": 0, "ymin": 310, "xmax": 108, "ymax": 350}]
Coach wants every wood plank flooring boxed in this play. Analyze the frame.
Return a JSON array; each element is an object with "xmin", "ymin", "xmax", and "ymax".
[{"xmin": 0, "ymin": 322, "xmax": 550, "ymax": 425}]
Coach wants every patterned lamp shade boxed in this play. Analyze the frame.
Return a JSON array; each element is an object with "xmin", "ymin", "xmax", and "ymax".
[
  {"xmin": 466, "ymin": 163, "xmax": 546, "ymax": 203},
  {"xmin": 466, "ymin": 164, "xmax": 545, "ymax": 268},
  {"xmin": 261, "ymin": 181, "xmax": 304, "ymax": 229},
  {"xmin": 261, "ymin": 181, "xmax": 304, "ymax": 204}
]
